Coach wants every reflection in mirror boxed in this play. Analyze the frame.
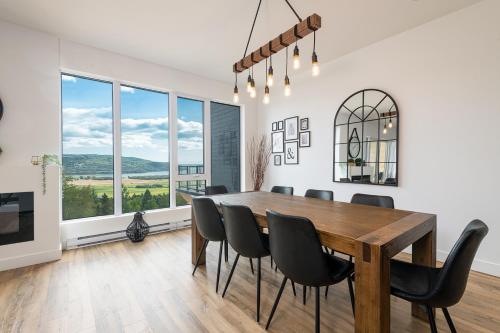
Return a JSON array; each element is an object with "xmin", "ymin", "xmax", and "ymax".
[{"xmin": 333, "ymin": 89, "xmax": 399, "ymax": 186}]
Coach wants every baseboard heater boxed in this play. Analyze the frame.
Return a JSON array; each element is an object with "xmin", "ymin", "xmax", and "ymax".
[{"xmin": 65, "ymin": 219, "xmax": 191, "ymax": 249}]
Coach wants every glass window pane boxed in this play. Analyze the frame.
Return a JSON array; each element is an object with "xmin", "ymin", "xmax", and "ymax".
[
  {"xmin": 176, "ymin": 180, "xmax": 206, "ymax": 207},
  {"xmin": 121, "ymin": 85, "xmax": 170, "ymax": 213},
  {"xmin": 210, "ymin": 102, "xmax": 241, "ymax": 192},
  {"xmin": 61, "ymin": 74, "xmax": 114, "ymax": 220},
  {"xmin": 177, "ymin": 97, "xmax": 204, "ymax": 174}
]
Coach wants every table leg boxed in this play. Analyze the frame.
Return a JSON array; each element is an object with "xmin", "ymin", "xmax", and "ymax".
[
  {"xmin": 191, "ymin": 206, "xmax": 206, "ymax": 265},
  {"xmin": 411, "ymin": 218, "xmax": 436, "ymax": 320},
  {"xmin": 355, "ymin": 242, "xmax": 390, "ymax": 333}
]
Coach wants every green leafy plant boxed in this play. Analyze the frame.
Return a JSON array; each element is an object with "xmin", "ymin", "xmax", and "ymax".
[
  {"xmin": 41, "ymin": 154, "xmax": 60, "ymax": 195},
  {"xmin": 355, "ymin": 158, "xmax": 365, "ymax": 166}
]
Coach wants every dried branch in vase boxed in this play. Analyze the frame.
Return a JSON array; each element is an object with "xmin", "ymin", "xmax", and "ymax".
[{"xmin": 247, "ymin": 135, "xmax": 271, "ymax": 191}]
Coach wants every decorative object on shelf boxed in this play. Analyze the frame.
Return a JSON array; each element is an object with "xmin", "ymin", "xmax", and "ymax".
[
  {"xmin": 272, "ymin": 131, "xmax": 284, "ymax": 153},
  {"xmin": 274, "ymin": 155, "xmax": 282, "ymax": 166},
  {"xmin": 300, "ymin": 118, "xmax": 309, "ymax": 130},
  {"xmin": 231, "ymin": 0, "xmax": 321, "ymax": 104},
  {"xmin": 333, "ymin": 89, "xmax": 399, "ymax": 186},
  {"xmin": 272, "ymin": 122, "xmax": 277, "ymax": 131},
  {"xmin": 284, "ymin": 141, "xmax": 299, "ymax": 165},
  {"xmin": 277, "ymin": 121, "xmax": 283, "ymax": 130},
  {"xmin": 299, "ymin": 131, "xmax": 310, "ymax": 147},
  {"xmin": 284, "ymin": 116, "xmax": 298, "ymax": 141},
  {"xmin": 126, "ymin": 212, "xmax": 150, "ymax": 242},
  {"xmin": 40, "ymin": 154, "xmax": 60, "ymax": 194},
  {"xmin": 248, "ymin": 135, "xmax": 272, "ymax": 190}
]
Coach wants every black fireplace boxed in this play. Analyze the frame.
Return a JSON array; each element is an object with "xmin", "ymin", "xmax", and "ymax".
[{"xmin": 0, "ymin": 192, "xmax": 34, "ymax": 246}]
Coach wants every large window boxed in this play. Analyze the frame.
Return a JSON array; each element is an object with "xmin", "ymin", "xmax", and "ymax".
[
  {"xmin": 61, "ymin": 74, "xmax": 114, "ymax": 220},
  {"xmin": 121, "ymin": 86, "xmax": 170, "ymax": 213}
]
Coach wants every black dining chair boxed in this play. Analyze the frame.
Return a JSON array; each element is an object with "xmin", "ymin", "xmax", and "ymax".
[
  {"xmin": 220, "ymin": 203, "xmax": 272, "ymax": 322},
  {"xmin": 350, "ymin": 193, "xmax": 394, "ymax": 209},
  {"xmin": 271, "ymin": 186, "xmax": 294, "ymax": 195},
  {"xmin": 305, "ymin": 189, "xmax": 334, "ymax": 201},
  {"xmin": 265, "ymin": 210, "xmax": 355, "ymax": 332},
  {"xmin": 205, "ymin": 185, "xmax": 228, "ymax": 195},
  {"xmin": 391, "ymin": 219, "xmax": 488, "ymax": 333},
  {"xmin": 191, "ymin": 197, "xmax": 227, "ymax": 293}
]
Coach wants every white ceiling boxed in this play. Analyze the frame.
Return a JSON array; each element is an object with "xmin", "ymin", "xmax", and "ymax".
[{"xmin": 0, "ymin": 0, "xmax": 480, "ymax": 84}]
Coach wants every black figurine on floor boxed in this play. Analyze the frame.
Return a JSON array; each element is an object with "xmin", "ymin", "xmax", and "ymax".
[{"xmin": 126, "ymin": 211, "xmax": 149, "ymax": 242}]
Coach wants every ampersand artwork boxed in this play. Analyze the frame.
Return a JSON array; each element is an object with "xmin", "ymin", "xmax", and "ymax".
[{"xmin": 286, "ymin": 147, "xmax": 295, "ymax": 159}]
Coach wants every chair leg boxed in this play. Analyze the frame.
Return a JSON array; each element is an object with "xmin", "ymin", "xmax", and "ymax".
[
  {"xmin": 257, "ymin": 258, "xmax": 261, "ymax": 322},
  {"xmin": 442, "ymin": 308, "xmax": 457, "ymax": 333},
  {"xmin": 192, "ymin": 239, "xmax": 209, "ymax": 276},
  {"xmin": 291, "ymin": 280, "xmax": 296, "ymax": 296},
  {"xmin": 249, "ymin": 258, "xmax": 254, "ymax": 275},
  {"xmin": 222, "ymin": 254, "xmax": 240, "ymax": 297},
  {"xmin": 303, "ymin": 285, "xmax": 307, "ymax": 305},
  {"xmin": 270, "ymin": 256, "xmax": 273, "ymax": 268},
  {"xmin": 224, "ymin": 240, "xmax": 228, "ymax": 262},
  {"xmin": 315, "ymin": 286, "xmax": 320, "ymax": 333},
  {"xmin": 426, "ymin": 306, "xmax": 438, "ymax": 333},
  {"xmin": 216, "ymin": 241, "xmax": 223, "ymax": 293},
  {"xmin": 265, "ymin": 276, "xmax": 288, "ymax": 330},
  {"xmin": 324, "ymin": 285, "xmax": 329, "ymax": 298},
  {"xmin": 347, "ymin": 276, "xmax": 355, "ymax": 316}
]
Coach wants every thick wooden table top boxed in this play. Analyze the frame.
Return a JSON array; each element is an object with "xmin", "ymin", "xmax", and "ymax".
[{"xmin": 207, "ymin": 191, "xmax": 436, "ymax": 257}]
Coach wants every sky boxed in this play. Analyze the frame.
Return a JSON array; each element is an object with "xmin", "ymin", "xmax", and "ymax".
[{"xmin": 61, "ymin": 74, "xmax": 204, "ymax": 164}]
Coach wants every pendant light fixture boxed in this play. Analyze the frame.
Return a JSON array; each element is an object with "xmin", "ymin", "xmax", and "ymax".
[
  {"xmin": 233, "ymin": 73, "xmax": 239, "ymax": 103},
  {"xmin": 383, "ymin": 119, "xmax": 388, "ymax": 135},
  {"xmin": 231, "ymin": 0, "xmax": 322, "ymax": 104},
  {"xmin": 388, "ymin": 117, "xmax": 393, "ymax": 128}
]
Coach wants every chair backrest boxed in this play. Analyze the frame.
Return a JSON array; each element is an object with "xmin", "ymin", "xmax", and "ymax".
[
  {"xmin": 431, "ymin": 219, "xmax": 488, "ymax": 307},
  {"xmin": 351, "ymin": 193, "xmax": 394, "ymax": 208},
  {"xmin": 205, "ymin": 185, "xmax": 228, "ymax": 195},
  {"xmin": 271, "ymin": 186, "xmax": 294, "ymax": 195},
  {"xmin": 266, "ymin": 210, "xmax": 331, "ymax": 286},
  {"xmin": 191, "ymin": 197, "xmax": 226, "ymax": 241},
  {"xmin": 305, "ymin": 189, "xmax": 334, "ymax": 201},
  {"xmin": 221, "ymin": 204, "xmax": 268, "ymax": 258}
]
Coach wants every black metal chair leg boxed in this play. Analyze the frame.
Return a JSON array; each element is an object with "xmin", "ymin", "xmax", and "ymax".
[
  {"xmin": 315, "ymin": 286, "xmax": 320, "ymax": 333},
  {"xmin": 442, "ymin": 308, "xmax": 457, "ymax": 333},
  {"xmin": 265, "ymin": 276, "xmax": 288, "ymax": 330},
  {"xmin": 257, "ymin": 258, "xmax": 261, "ymax": 322},
  {"xmin": 303, "ymin": 285, "xmax": 307, "ymax": 305},
  {"xmin": 250, "ymin": 258, "xmax": 254, "ymax": 275},
  {"xmin": 222, "ymin": 254, "xmax": 240, "ymax": 297},
  {"xmin": 426, "ymin": 306, "xmax": 438, "ymax": 333},
  {"xmin": 224, "ymin": 240, "xmax": 228, "ymax": 262},
  {"xmin": 270, "ymin": 256, "xmax": 273, "ymax": 268},
  {"xmin": 291, "ymin": 280, "xmax": 296, "ymax": 296},
  {"xmin": 216, "ymin": 241, "xmax": 223, "ymax": 293},
  {"xmin": 192, "ymin": 239, "xmax": 209, "ymax": 276},
  {"xmin": 324, "ymin": 285, "xmax": 329, "ymax": 298},
  {"xmin": 347, "ymin": 276, "xmax": 355, "ymax": 315}
]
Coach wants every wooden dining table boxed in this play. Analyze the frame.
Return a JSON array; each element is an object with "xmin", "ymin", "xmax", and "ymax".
[{"xmin": 191, "ymin": 191, "xmax": 436, "ymax": 333}]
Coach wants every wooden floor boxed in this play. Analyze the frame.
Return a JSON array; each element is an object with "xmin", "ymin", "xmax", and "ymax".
[{"xmin": 0, "ymin": 229, "xmax": 498, "ymax": 333}]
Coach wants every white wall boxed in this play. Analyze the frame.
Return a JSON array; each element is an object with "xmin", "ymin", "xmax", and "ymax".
[
  {"xmin": 258, "ymin": 0, "xmax": 500, "ymax": 276},
  {"xmin": 0, "ymin": 20, "xmax": 258, "ymax": 270}
]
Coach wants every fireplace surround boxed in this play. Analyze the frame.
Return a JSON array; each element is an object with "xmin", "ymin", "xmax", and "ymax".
[{"xmin": 0, "ymin": 192, "xmax": 34, "ymax": 246}]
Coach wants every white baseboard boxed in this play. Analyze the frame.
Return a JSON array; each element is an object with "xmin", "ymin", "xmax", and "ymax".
[{"xmin": 0, "ymin": 247, "xmax": 62, "ymax": 272}]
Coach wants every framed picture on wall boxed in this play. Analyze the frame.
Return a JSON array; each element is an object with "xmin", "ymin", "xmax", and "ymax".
[
  {"xmin": 272, "ymin": 122, "xmax": 277, "ymax": 131},
  {"xmin": 272, "ymin": 131, "xmax": 284, "ymax": 153},
  {"xmin": 300, "ymin": 118, "xmax": 309, "ymax": 130},
  {"xmin": 284, "ymin": 141, "xmax": 299, "ymax": 165},
  {"xmin": 299, "ymin": 131, "xmax": 311, "ymax": 147},
  {"xmin": 284, "ymin": 116, "xmax": 299, "ymax": 141},
  {"xmin": 274, "ymin": 155, "xmax": 282, "ymax": 166},
  {"xmin": 277, "ymin": 121, "xmax": 283, "ymax": 130}
]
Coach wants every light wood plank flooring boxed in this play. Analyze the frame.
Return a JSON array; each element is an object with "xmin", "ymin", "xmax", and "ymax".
[{"xmin": 0, "ymin": 229, "xmax": 498, "ymax": 332}]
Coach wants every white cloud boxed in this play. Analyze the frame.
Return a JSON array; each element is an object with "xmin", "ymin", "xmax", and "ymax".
[
  {"xmin": 61, "ymin": 75, "xmax": 77, "ymax": 82},
  {"xmin": 120, "ymin": 86, "xmax": 135, "ymax": 94}
]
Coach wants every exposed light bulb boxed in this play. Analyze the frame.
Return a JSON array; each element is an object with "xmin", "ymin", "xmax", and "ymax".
[
  {"xmin": 312, "ymin": 52, "xmax": 319, "ymax": 77},
  {"xmin": 233, "ymin": 85, "xmax": 239, "ymax": 103},
  {"xmin": 263, "ymin": 86, "xmax": 270, "ymax": 104},
  {"xmin": 388, "ymin": 118, "xmax": 393, "ymax": 128},
  {"xmin": 250, "ymin": 79, "xmax": 256, "ymax": 98},
  {"xmin": 267, "ymin": 66, "xmax": 274, "ymax": 87},
  {"xmin": 293, "ymin": 45, "xmax": 300, "ymax": 70},
  {"xmin": 284, "ymin": 75, "xmax": 291, "ymax": 97},
  {"xmin": 383, "ymin": 124, "xmax": 388, "ymax": 134},
  {"xmin": 246, "ymin": 74, "xmax": 252, "ymax": 93}
]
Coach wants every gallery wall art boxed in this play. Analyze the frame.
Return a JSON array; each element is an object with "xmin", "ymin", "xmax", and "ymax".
[{"xmin": 271, "ymin": 116, "xmax": 310, "ymax": 166}]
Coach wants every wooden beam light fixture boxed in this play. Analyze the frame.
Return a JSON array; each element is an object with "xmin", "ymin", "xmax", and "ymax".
[{"xmin": 232, "ymin": 0, "xmax": 322, "ymax": 104}]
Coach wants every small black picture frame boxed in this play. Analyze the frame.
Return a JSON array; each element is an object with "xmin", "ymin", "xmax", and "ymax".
[
  {"xmin": 274, "ymin": 155, "xmax": 282, "ymax": 166},
  {"xmin": 277, "ymin": 121, "xmax": 283, "ymax": 130},
  {"xmin": 300, "ymin": 118, "xmax": 309, "ymax": 130},
  {"xmin": 272, "ymin": 122, "xmax": 277, "ymax": 131},
  {"xmin": 299, "ymin": 131, "xmax": 311, "ymax": 147},
  {"xmin": 284, "ymin": 141, "xmax": 299, "ymax": 165},
  {"xmin": 284, "ymin": 116, "xmax": 299, "ymax": 141}
]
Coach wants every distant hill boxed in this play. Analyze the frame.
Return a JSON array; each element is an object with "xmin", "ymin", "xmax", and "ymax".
[{"xmin": 63, "ymin": 154, "xmax": 169, "ymax": 175}]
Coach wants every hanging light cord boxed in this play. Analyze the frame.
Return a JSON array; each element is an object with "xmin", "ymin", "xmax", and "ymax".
[
  {"xmin": 284, "ymin": 0, "xmax": 302, "ymax": 22},
  {"xmin": 285, "ymin": 46, "xmax": 288, "ymax": 75},
  {"xmin": 313, "ymin": 31, "xmax": 316, "ymax": 51}
]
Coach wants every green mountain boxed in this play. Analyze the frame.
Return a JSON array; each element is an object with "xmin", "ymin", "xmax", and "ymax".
[{"xmin": 62, "ymin": 154, "xmax": 169, "ymax": 175}]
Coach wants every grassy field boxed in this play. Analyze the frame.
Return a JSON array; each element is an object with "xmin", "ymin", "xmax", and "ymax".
[{"xmin": 69, "ymin": 178, "xmax": 170, "ymax": 197}]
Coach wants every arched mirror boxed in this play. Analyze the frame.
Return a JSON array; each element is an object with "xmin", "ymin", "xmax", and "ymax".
[{"xmin": 333, "ymin": 89, "xmax": 398, "ymax": 186}]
